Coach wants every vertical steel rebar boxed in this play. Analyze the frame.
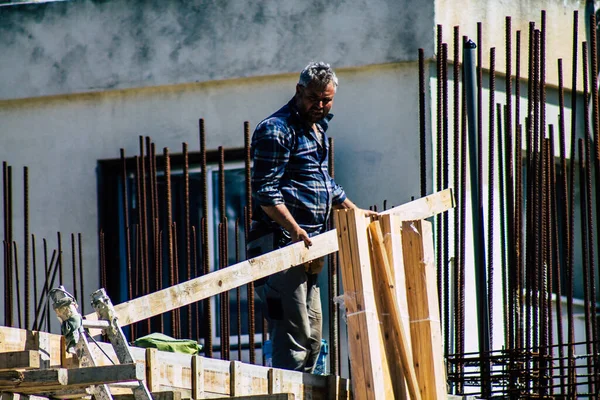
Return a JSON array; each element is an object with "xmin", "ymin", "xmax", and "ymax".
[
  {"xmin": 71, "ymin": 233, "xmax": 77, "ymax": 301},
  {"xmin": 487, "ymin": 48, "xmax": 496, "ymax": 350},
  {"xmin": 235, "ymin": 219, "xmax": 242, "ymax": 362},
  {"xmin": 567, "ymin": 11, "xmax": 579, "ymax": 395},
  {"xmin": 78, "ymin": 233, "xmax": 84, "ymax": 315},
  {"xmin": 120, "ymin": 149, "xmax": 133, "ymax": 305},
  {"xmin": 498, "ymin": 103, "xmax": 508, "ymax": 350},
  {"xmin": 172, "ymin": 222, "xmax": 180, "ymax": 338},
  {"xmin": 3, "ymin": 162, "xmax": 12, "ymax": 327},
  {"xmin": 419, "ymin": 48, "xmax": 427, "ymax": 198},
  {"xmin": 13, "ymin": 241, "xmax": 21, "ymax": 328},
  {"xmin": 23, "ymin": 167, "xmax": 30, "ymax": 329},
  {"xmin": 328, "ymin": 135, "xmax": 339, "ymax": 375},
  {"xmin": 244, "ymin": 121, "xmax": 255, "ymax": 364},
  {"xmin": 452, "ymin": 28, "xmax": 460, "ymax": 385},
  {"xmin": 183, "ymin": 142, "xmax": 192, "ymax": 339},
  {"xmin": 436, "ymin": 25, "xmax": 444, "ymax": 329},
  {"xmin": 43, "ymin": 239, "xmax": 49, "ymax": 331},
  {"xmin": 139, "ymin": 137, "xmax": 149, "ymax": 306},
  {"xmin": 200, "ymin": 119, "xmax": 213, "ymax": 358},
  {"xmin": 442, "ymin": 41, "xmax": 450, "ymax": 360},
  {"xmin": 579, "ymin": 138, "xmax": 594, "ymax": 396},
  {"xmin": 515, "ymin": 31, "xmax": 523, "ymax": 353},
  {"xmin": 164, "ymin": 147, "xmax": 175, "ymax": 337},
  {"xmin": 31, "ymin": 234, "xmax": 37, "ymax": 330}
]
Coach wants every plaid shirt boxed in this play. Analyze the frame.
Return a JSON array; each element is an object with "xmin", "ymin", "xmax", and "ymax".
[{"xmin": 251, "ymin": 98, "xmax": 346, "ymax": 235}]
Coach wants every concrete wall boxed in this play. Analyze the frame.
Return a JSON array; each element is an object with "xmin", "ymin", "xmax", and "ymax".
[
  {"xmin": 436, "ymin": 0, "xmax": 585, "ymax": 88},
  {"xmin": 0, "ymin": 0, "xmax": 435, "ymax": 100}
]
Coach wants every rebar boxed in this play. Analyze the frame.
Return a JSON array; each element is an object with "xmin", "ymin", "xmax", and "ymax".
[
  {"xmin": 78, "ymin": 233, "xmax": 84, "ymax": 315},
  {"xmin": 235, "ymin": 219, "xmax": 242, "ymax": 362},
  {"xmin": 164, "ymin": 147, "xmax": 175, "ymax": 337},
  {"xmin": 71, "ymin": 233, "xmax": 77, "ymax": 301},
  {"xmin": 579, "ymin": 139, "xmax": 594, "ymax": 396},
  {"xmin": 200, "ymin": 119, "xmax": 213, "ymax": 358},
  {"xmin": 442, "ymin": 42, "xmax": 451, "ymax": 360},
  {"xmin": 13, "ymin": 241, "xmax": 21, "ymax": 328},
  {"xmin": 436, "ymin": 25, "xmax": 444, "ymax": 330},
  {"xmin": 487, "ymin": 47, "xmax": 496, "ymax": 350},
  {"xmin": 172, "ymin": 222, "xmax": 180, "ymax": 338},
  {"xmin": 452, "ymin": 27, "xmax": 460, "ymax": 388},
  {"xmin": 3, "ymin": 161, "xmax": 12, "ymax": 327},
  {"xmin": 139, "ymin": 137, "xmax": 149, "ymax": 306},
  {"xmin": 120, "ymin": 149, "xmax": 133, "ymax": 305},
  {"xmin": 244, "ymin": 120, "xmax": 255, "ymax": 364},
  {"xmin": 31, "ymin": 234, "xmax": 37, "ymax": 330},
  {"xmin": 183, "ymin": 142, "xmax": 192, "ymax": 339},
  {"xmin": 419, "ymin": 48, "xmax": 427, "ymax": 198},
  {"xmin": 23, "ymin": 166, "xmax": 30, "ymax": 329}
]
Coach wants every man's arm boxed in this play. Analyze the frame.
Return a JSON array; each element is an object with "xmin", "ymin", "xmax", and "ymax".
[
  {"xmin": 260, "ymin": 204, "xmax": 312, "ymax": 247},
  {"xmin": 333, "ymin": 198, "xmax": 378, "ymax": 216}
]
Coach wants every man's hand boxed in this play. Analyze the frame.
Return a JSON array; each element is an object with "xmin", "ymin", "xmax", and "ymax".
[
  {"xmin": 291, "ymin": 226, "xmax": 312, "ymax": 247},
  {"xmin": 361, "ymin": 209, "xmax": 379, "ymax": 217}
]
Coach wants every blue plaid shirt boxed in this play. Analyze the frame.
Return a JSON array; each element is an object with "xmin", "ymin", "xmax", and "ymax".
[{"xmin": 251, "ymin": 98, "xmax": 347, "ymax": 235}]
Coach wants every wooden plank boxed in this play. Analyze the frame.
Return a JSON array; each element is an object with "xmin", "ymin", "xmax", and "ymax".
[
  {"xmin": 146, "ymin": 348, "xmax": 160, "ymax": 392},
  {"xmin": 113, "ymin": 391, "xmax": 182, "ymax": 400},
  {"xmin": 335, "ymin": 209, "xmax": 393, "ymax": 399},
  {"xmin": 379, "ymin": 214, "xmax": 412, "ymax": 399},
  {"xmin": 368, "ymin": 220, "xmax": 421, "ymax": 400},
  {"xmin": 1, "ymin": 364, "xmax": 144, "ymax": 394},
  {"xmin": 334, "ymin": 209, "xmax": 369, "ymax": 400},
  {"xmin": 207, "ymin": 395, "xmax": 294, "ymax": 400},
  {"xmin": 0, "ymin": 368, "xmax": 68, "ymax": 389},
  {"xmin": 85, "ymin": 230, "xmax": 339, "ymax": 327},
  {"xmin": 401, "ymin": 220, "xmax": 447, "ymax": 399},
  {"xmin": 380, "ymin": 188, "xmax": 455, "ymax": 219},
  {"xmin": 191, "ymin": 355, "xmax": 204, "ymax": 399},
  {"xmin": 267, "ymin": 368, "xmax": 282, "ymax": 394},
  {"xmin": 82, "ymin": 190, "xmax": 453, "ymax": 330},
  {"xmin": 0, "ymin": 350, "xmax": 40, "ymax": 371}
]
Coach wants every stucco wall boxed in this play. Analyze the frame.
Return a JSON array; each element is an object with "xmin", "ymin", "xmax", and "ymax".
[
  {"xmin": 0, "ymin": 0, "xmax": 435, "ymax": 100},
  {"xmin": 436, "ymin": 0, "xmax": 586, "ymax": 88}
]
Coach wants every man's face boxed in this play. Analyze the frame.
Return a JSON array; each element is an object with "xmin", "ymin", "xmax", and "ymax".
[{"xmin": 295, "ymin": 81, "xmax": 336, "ymax": 124}]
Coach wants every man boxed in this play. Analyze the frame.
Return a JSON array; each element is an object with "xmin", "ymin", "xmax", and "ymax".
[{"xmin": 249, "ymin": 61, "xmax": 373, "ymax": 373}]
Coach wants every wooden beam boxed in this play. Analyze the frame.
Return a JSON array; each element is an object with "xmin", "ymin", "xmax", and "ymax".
[
  {"xmin": 0, "ymin": 364, "xmax": 144, "ymax": 393},
  {"xmin": 380, "ymin": 188, "xmax": 455, "ymax": 219},
  {"xmin": 113, "ymin": 391, "xmax": 182, "ymax": 400},
  {"xmin": 83, "ymin": 190, "xmax": 454, "ymax": 328},
  {"xmin": 191, "ymin": 355, "xmax": 203, "ymax": 399},
  {"xmin": 368, "ymin": 220, "xmax": 421, "ymax": 400},
  {"xmin": 401, "ymin": 220, "xmax": 446, "ymax": 399},
  {"xmin": 0, "ymin": 350, "xmax": 40, "ymax": 371},
  {"xmin": 85, "ymin": 230, "xmax": 339, "ymax": 326},
  {"xmin": 335, "ymin": 208, "xmax": 393, "ymax": 399}
]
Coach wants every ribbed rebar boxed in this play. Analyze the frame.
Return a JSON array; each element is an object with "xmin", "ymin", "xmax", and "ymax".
[
  {"xmin": 498, "ymin": 103, "xmax": 508, "ymax": 350},
  {"xmin": 31, "ymin": 234, "xmax": 37, "ymax": 330},
  {"xmin": 487, "ymin": 48, "xmax": 496, "ymax": 350},
  {"xmin": 243, "ymin": 121, "xmax": 256, "ymax": 363},
  {"xmin": 436, "ymin": 25, "xmax": 444, "ymax": 329},
  {"xmin": 579, "ymin": 138, "xmax": 594, "ymax": 396},
  {"xmin": 183, "ymin": 142, "xmax": 192, "ymax": 339},
  {"xmin": 235, "ymin": 219, "xmax": 242, "ymax": 362},
  {"xmin": 139, "ymin": 137, "xmax": 149, "ymax": 306},
  {"xmin": 71, "ymin": 233, "xmax": 77, "ymax": 301},
  {"xmin": 13, "ymin": 241, "xmax": 21, "ymax": 328},
  {"xmin": 43, "ymin": 239, "xmax": 49, "ymax": 331},
  {"xmin": 23, "ymin": 166, "xmax": 30, "ymax": 329},
  {"xmin": 172, "ymin": 222, "xmax": 180, "ymax": 338},
  {"xmin": 3, "ymin": 162, "xmax": 12, "ymax": 327},
  {"xmin": 328, "ymin": 136, "xmax": 339, "ymax": 375},
  {"xmin": 452, "ymin": 27, "xmax": 460, "ymax": 384},
  {"xmin": 442, "ymin": 41, "xmax": 450, "ymax": 359},
  {"xmin": 419, "ymin": 48, "xmax": 427, "ymax": 198},
  {"xmin": 567, "ymin": 11, "xmax": 579, "ymax": 396},
  {"xmin": 78, "ymin": 233, "xmax": 84, "ymax": 315},
  {"xmin": 164, "ymin": 147, "xmax": 175, "ymax": 337},
  {"xmin": 200, "ymin": 119, "xmax": 212, "ymax": 357}
]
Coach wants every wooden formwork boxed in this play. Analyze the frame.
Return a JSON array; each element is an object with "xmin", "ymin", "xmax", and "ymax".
[{"xmin": 0, "ymin": 326, "xmax": 350, "ymax": 400}]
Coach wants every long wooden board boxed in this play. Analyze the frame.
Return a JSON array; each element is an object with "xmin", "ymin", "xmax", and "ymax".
[
  {"xmin": 368, "ymin": 220, "xmax": 421, "ymax": 400},
  {"xmin": 401, "ymin": 220, "xmax": 446, "ymax": 399},
  {"xmin": 84, "ymin": 230, "xmax": 338, "ymax": 326},
  {"xmin": 83, "ymin": 189, "xmax": 454, "ymax": 327}
]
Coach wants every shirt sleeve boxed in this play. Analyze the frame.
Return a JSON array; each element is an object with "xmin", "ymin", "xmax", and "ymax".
[
  {"xmin": 330, "ymin": 176, "xmax": 347, "ymax": 205},
  {"xmin": 251, "ymin": 119, "xmax": 292, "ymax": 207}
]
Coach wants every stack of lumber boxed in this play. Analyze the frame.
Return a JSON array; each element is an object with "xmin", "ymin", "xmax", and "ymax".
[
  {"xmin": 0, "ymin": 326, "xmax": 350, "ymax": 399},
  {"xmin": 334, "ymin": 190, "xmax": 453, "ymax": 400}
]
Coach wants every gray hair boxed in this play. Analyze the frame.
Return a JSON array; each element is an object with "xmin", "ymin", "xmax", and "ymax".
[{"xmin": 298, "ymin": 62, "xmax": 338, "ymax": 90}]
